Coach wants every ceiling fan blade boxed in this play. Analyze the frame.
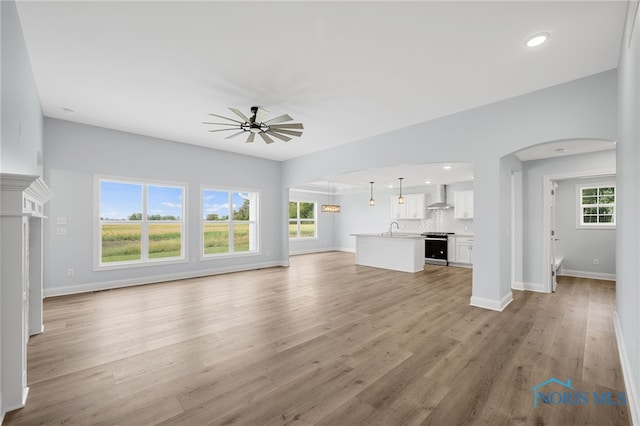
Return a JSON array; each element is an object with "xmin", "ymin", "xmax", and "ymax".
[
  {"xmin": 202, "ymin": 121, "xmax": 242, "ymax": 126},
  {"xmin": 268, "ymin": 128, "xmax": 302, "ymax": 137},
  {"xmin": 207, "ymin": 128, "xmax": 241, "ymax": 133},
  {"xmin": 269, "ymin": 122, "xmax": 304, "ymax": 130},
  {"xmin": 259, "ymin": 132, "xmax": 275, "ymax": 144},
  {"xmin": 208, "ymin": 113, "xmax": 244, "ymax": 124},
  {"xmin": 264, "ymin": 114, "xmax": 293, "ymax": 125},
  {"xmin": 246, "ymin": 133, "xmax": 256, "ymax": 143},
  {"xmin": 225, "ymin": 130, "xmax": 246, "ymax": 139},
  {"xmin": 228, "ymin": 107, "xmax": 250, "ymax": 123},
  {"xmin": 265, "ymin": 130, "xmax": 292, "ymax": 142},
  {"xmin": 255, "ymin": 107, "xmax": 269, "ymax": 123}
]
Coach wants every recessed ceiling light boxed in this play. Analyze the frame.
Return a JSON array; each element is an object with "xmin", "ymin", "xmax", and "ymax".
[
  {"xmin": 524, "ymin": 32, "xmax": 550, "ymax": 48},
  {"xmin": 425, "ymin": 180, "xmax": 431, "ymax": 184},
  {"xmin": 555, "ymin": 148, "xmax": 567, "ymax": 153},
  {"xmin": 443, "ymin": 165, "xmax": 452, "ymax": 170},
  {"xmin": 61, "ymin": 107, "xmax": 75, "ymax": 115}
]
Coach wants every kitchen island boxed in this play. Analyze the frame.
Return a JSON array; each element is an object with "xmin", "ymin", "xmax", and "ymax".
[{"xmin": 351, "ymin": 233, "xmax": 425, "ymax": 273}]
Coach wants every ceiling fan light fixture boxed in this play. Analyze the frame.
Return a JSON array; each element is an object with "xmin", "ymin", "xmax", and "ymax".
[{"xmin": 204, "ymin": 106, "xmax": 303, "ymax": 144}]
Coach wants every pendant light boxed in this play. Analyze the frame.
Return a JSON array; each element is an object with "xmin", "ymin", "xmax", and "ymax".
[
  {"xmin": 398, "ymin": 177, "xmax": 405, "ymax": 204},
  {"xmin": 369, "ymin": 181, "xmax": 375, "ymax": 206},
  {"xmin": 321, "ymin": 181, "xmax": 341, "ymax": 213}
]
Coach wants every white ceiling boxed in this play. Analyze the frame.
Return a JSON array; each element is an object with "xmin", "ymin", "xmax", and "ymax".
[
  {"xmin": 15, "ymin": 1, "xmax": 627, "ymax": 164},
  {"xmin": 513, "ymin": 138, "xmax": 617, "ymax": 162},
  {"xmin": 294, "ymin": 162, "xmax": 474, "ymax": 194}
]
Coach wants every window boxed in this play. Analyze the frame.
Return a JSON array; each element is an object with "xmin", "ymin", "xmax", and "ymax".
[
  {"xmin": 289, "ymin": 201, "xmax": 316, "ymax": 239},
  {"xmin": 98, "ymin": 178, "xmax": 185, "ymax": 267},
  {"xmin": 577, "ymin": 184, "xmax": 616, "ymax": 228},
  {"xmin": 202, "ymin": 189, "xmax": 259, "ymax": 256}
]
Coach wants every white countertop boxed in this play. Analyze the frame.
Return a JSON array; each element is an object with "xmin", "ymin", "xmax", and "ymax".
[{"xmin": 351, "ymin": 233, "xmax": 424, "ymax": 239}]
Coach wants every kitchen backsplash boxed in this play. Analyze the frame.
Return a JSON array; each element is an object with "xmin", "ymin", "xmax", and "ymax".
[{"xmin": 401, "ymin": 208, "xmax": 473, "ymax": 234}]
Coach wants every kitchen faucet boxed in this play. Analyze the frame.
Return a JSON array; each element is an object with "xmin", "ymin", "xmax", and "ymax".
[{"xmin": 389, "ymin": 221, "xmax": 400, "ymax": 236}]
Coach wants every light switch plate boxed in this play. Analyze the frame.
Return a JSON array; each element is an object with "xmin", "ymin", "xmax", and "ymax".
[
  {"xmin": 56, "ymin": 227, "xmax": 67, "ymax": 236},
  {"xmin": 57, "ymin": 217, "xmax": 67, "ymax": 225}
]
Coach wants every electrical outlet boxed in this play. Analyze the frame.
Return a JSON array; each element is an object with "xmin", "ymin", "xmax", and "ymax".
[
  {"xmin": 593, "ymin": 259, "xmax": 599, "ymax": 265},
  {"xmin": 67, "ymin": 268, "xmax": 74, "ymax": 277}
]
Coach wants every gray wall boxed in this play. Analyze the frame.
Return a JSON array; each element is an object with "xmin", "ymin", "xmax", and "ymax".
[
  {"xmin": 616, "ymin": 5, "xmax": 640, "ymax": 419},
  {"xmin": 43, "ymin": 119, "xmax": 285, "ymax": 295},
  {"xmin": 1, "ymin": 0, "xmax": 45, "ymax": 419},
  {"xmin": 521, "ymin": 150, "xmax": 616, "ymax": 287},
  {"xmin": 1, "ymin": 0, "xmax": 43, "ymax": 176},
  {"xmin": 283, "ymin": 70, "xmax": 617, "ymax": 310},
  {"xmin": 288, "ymin": 190, "xmax": 336, "ymax": 254},
  {"xmin": 555, "ymin": 176, "xmax": 616, "ymax": 279}
]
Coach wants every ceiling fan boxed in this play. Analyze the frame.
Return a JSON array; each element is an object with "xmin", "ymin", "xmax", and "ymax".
[{"xmin": 203, "ymin": 106, "xmax": 304, "ymax": 144}]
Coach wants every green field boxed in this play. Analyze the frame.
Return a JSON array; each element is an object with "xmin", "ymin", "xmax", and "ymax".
[
  {"xmin": 203, "ymin": 223, "xmax": 249, "ymax": 254},
  {"xmin": 289, "ymin": 222, "xmax": 316, "ymax": 238},
  {"xmin": 100, "ymin": 222, "xmax": 252, "ymax": 262},
  {"xmin": 101, "ymin": 223, "xmax": 182, "ymax": 263}
]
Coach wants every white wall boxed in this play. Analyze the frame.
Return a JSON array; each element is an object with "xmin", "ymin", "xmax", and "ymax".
[
  {"xmin": 288, "ymin": 190, "xmax": 336, "ymax": 254},
  {"xmin": 521, "ymin": 150, "xmax": 616, "ymax": 287},
  {"xmin": 554, "ymin": 176, "xmax": 616, "ymax": 279},
  {"xmin": 43, "ymin": 118, "xmax": 286, "ymax": 296},
  {"xmin": 616, "ymin": 4, "xmax": 640, "ymax": 423},
  {"xmin": 283, "ymin": 70, "xmax": 617, "ymax": 311}
]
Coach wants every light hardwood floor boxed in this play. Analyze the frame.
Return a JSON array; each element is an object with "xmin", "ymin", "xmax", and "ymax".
[{"xmin": 5, "ymin": 251, "xmax": 629, "ymax": 425}]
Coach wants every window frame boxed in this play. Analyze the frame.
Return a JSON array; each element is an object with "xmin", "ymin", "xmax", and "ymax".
[
  {"xmin": 94, "ymin": 176, "xmax": 187, "ymax": 271},
  {"xmin": 289, "ymin": 200, "xmax": 318, "ymax": 239},
  {"xmin": 576, "ymin": 183, "xmax": 616, "ymax": 229},
  {"xmin": 200, "ymin": 185, "xmax": 260, "ymax": 259}
]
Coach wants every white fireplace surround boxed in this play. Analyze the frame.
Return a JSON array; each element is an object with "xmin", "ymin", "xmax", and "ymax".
[{"xmin": 0, "ymin": 173, "xmax": 53, "ymax": 418}]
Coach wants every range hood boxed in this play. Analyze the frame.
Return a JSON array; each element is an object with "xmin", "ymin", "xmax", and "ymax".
[{"xmin": 427, "ymin": 185, "xmax": 452, "ymax": 209}]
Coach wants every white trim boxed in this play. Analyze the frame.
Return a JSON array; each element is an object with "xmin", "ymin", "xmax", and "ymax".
[
  {"xmin": 470, "ymin": 291, "xmax": 513, "ymax": 312},
  {"xmin": 44, "ymin": 260, "xmax": 289, "ymax": 298},
  {"xmin": 558, "ymin": 269, "xmax": 616, "ymax": 281},
  {"xmin": 520, "ymin": 281, "xmax": 546, "ymax": 293},
  {"xmin": 542, "ymin": 169, "xmax": 616, "ymax": 294},
  {"xmin": 575, "ymin": 181, "xmax": 616, "ymax": 229},
  {"xmin": 448, "ymin": 262, "xmax": 472, "ymax": 269},
  {"xmin": 512, "ymin": 281, "xmax": 525, "ymax": 291},
  {"xmin": 200, "ymin": 186, "xmax": 261, "ymax": 260},
  {"xmin": 614, "ymin": 311, "xmax": 639, "ymax": 426},
  {"xmin": 289, "ymin": 247, "xmax": 339, "ymax": 256},
  {"xmin": 94, "ymin": 175, "xmax": 188, "ymax": 270}
]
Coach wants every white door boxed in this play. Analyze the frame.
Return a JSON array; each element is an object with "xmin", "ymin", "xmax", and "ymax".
[{"xmin": 550, "ymin": 182, "xmax": 558, "ymax": 292}]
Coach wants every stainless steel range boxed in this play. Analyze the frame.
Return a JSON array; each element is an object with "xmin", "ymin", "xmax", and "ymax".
[{"xmin": 422, "ymin": 232, "xmax": 453, "ymax": 265}]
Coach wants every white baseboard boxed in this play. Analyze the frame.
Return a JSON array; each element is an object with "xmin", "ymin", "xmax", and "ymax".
[
  {"xmin": 614, "ymin": 311, "xmax": 639, "ymax": 426},
  {"xmin": 513, "ymin": 281, "xmax": 547, "ymax": 293},
  {"xmin": 448, "ymin": 262, "xmax": 472, "ymax": 269},
  {"xmin": 559, "ymin": 269, "xmax": 616, "ymax": 281},
  {"xmin": 336, "ymin": 247, "xmax": 355, "ymax": 253},
  {"xmin": 470, "ymin": 291, "xmax": 513, "ymax": 312},
  {"xmin": 44, "ymin": 260, "xmax": 289, "ymax": 298},
  {"xmin": 289, "ymin": 247, "xmax": 341, "ymax": 256}
]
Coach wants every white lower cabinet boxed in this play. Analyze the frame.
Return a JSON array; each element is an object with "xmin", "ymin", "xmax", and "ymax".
[
  {"xmin": 447, "ymin": 236, "xmax": 456, "ymax": 262},
  {"xmin": 455, "ymin": 236, "xmax": 474, "ymax": 265}
]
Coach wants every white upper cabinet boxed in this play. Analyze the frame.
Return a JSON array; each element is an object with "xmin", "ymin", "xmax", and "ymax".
[
  {"xmin": 454, "ymin": 190, "xmax": 474, "ymax": 219},
  {"xmin": 390, "ymin": 193, "xmax": 425, "ymax": 219}
]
